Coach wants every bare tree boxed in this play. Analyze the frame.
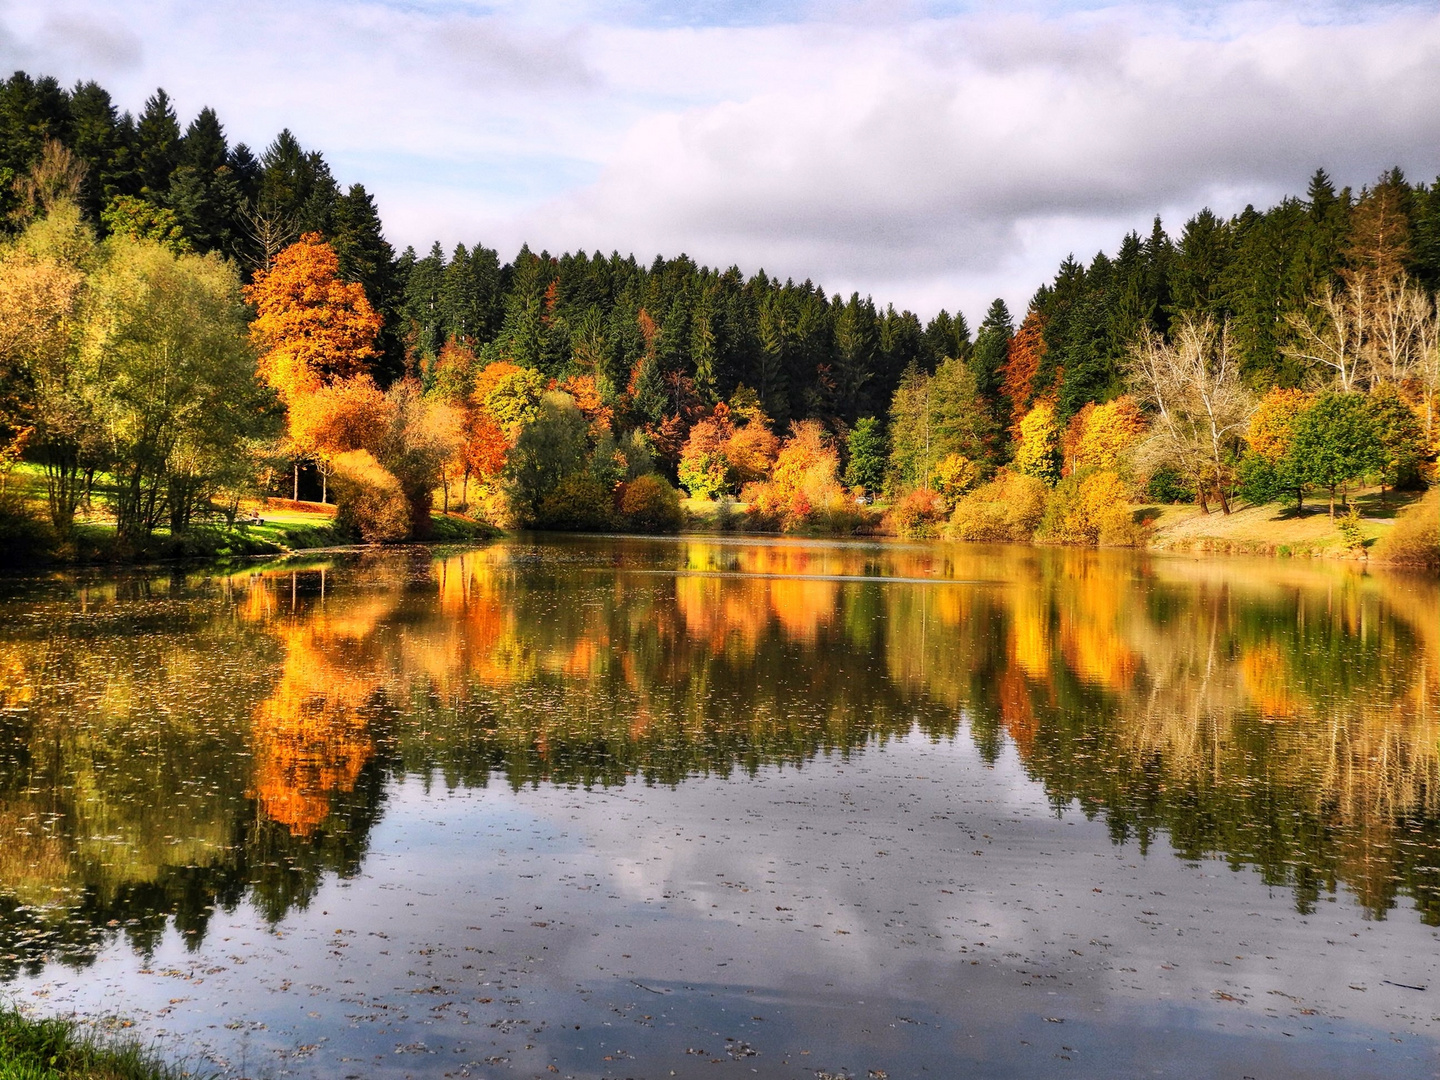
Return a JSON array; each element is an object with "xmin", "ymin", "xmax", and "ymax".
[
  {"xmin": 1285, "ymin": 278, "xmax": 1365, "ymax": 392},
  {"xmin": 239, "ymin": 200, "xmax": 299, "ymax": 272},
  {"xmin": 1130, "ymin": 317, "xmax": 1254, "ymax": 515}
]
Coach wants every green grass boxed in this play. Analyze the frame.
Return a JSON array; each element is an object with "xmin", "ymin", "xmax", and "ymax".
[{"xmin": 0, "ymin": 1001, "xmax": 202, "ymax": 1080}]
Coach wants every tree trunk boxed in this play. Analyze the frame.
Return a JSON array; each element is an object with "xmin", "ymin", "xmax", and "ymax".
[{"xmin": 293, "ymin": 461, "xmax": 299, "ymax": 502}]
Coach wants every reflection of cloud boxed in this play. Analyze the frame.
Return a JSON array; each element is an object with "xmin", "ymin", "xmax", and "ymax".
[{"xmin": 3, "ymin": 3, "xmax": 1438, "ymax": 317}]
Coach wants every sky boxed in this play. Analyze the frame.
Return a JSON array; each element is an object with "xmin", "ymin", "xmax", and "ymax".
[{"xmin": 3, "ymin": 0, "xmax": 1440, "ymax": 323}]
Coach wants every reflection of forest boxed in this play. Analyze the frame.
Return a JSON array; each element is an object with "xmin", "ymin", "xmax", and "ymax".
[{"xmin": 0, "ymin": 540, "xmax": 1436, "ymax": 977}]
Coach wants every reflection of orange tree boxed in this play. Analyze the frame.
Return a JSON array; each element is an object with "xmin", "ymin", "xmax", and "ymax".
[
  {"xmin": 249, "ymin": 598, "xmax": 391, "ymax": 837},
  {"xmin": 385, "ymin": 546, "xmax": 948, "ymax": 789}
]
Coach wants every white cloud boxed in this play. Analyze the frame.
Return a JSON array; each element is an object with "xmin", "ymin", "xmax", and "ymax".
[{"xmin": 3, "ymin": 1, "xmax": 1438, "ymax": 321}]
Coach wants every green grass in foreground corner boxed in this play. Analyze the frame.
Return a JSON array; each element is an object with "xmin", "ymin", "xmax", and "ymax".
[{"xmin": 0, "ymin": 1002, "xmax": 203, "ymax": 1080}]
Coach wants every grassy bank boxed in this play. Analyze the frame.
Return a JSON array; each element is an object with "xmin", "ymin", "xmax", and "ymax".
[
  {"xmin": 1144, "ymin": 487, "xmax": 1433, "ymax": 562},
  {"xmin": 1, "ymin": 477, "xmax": 498, "ymax": 568},
  {"xmin": 0, "ymin": 1002, "xmax": 196, "ymax": 1080}
]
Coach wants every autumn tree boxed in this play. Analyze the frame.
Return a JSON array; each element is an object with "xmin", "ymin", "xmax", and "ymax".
[
  {"xmin": 1073, "ymin": 395, "xmax": 1146, "ymax": 473},
  {"xmin": 85, "ymin": 236, "xmax": 271, "ymax": 541},
  {"xmin": 246, "ymin": 232, "xmax": 382, "ymax": 399},
  {"xmin": 1012, "ymin": 402, "xmax": 1061, "ymax": 485},
  {"xmin": 746, "ymin": 420, "xmax": 848, "ymax": 531},
  {"xmin": 1000, "ymin": 309, "xmax": 1045, "ymax": 431},
  {"xmin": 678, "ymin": 406, "xmax": 736, "ymax": 500},
  {"xmin": 1130, "ymin": 317, "xmax": 1253, "ymax": 514},
  {"xmin": 932, "ymin": 453, "xmax": 981, "ymax": 510},
  {"xmin": 0, "ymin": 200, "xmax": 96, "ymax": 533},
  {"xmin": 1237, "ymin": 387, "xmax": 1313, "ymax": 508},
  {"xmin": 287, "ymin": 376, "xmax": 392, "ymax": 501},
  {"xmin": 379, "ymin": 378, "xmax": 459, "ymax": 536}
]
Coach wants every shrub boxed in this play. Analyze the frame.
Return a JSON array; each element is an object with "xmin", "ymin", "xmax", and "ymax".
[
  {"xmin": 620, "ymin": 473, "xmax": 683, "ymax": 533},
  {"xmin": 1373, "ymin": 486, "xmax": 1438, "ymax": 568},
  {"xmin": 1036, "ymin": 469, "xmax": 1145, "ymax": 547},
  {"xmin": 947, "ymin": 470, "xmax": 1048, "ymax": 542},
  {"xmin": 537, "ymin": 473, "xmax": 616, "ymax": 531},
  {"xmin": 331, "ymin": 449, "xmax": 410, "ymax": 542},
  {"xmin": 744, "ymin": 419, "xmax": 852, "ymax": 532},
  {"xmin": 932, "ymin": 453, "xmax": 981, "ymax": 510},
  {"xmin": 889, "ymin": 488, "xmax": 948, "ymax": 538},
  {"xmin": 1336, "ymin": 506, "xmax": 1365, "ymax": 550}
]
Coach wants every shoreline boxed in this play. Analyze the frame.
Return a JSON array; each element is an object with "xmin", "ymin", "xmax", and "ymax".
[{"xmin": 3, "ymin": 494, "xmax": 1433, "ymax": 573}]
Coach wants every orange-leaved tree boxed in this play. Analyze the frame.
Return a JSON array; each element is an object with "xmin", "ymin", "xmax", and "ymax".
[
  {"xmin": 1000, "ymin": 310, "xmax": 1047, "ymax": 432},
  {"xmin": 678, "ymin": 405, "xmax": 737, "ymax": 499},
  {"xmin": 287, "ymin": 376, "xmax": 393, "ymax": 502},
  {"xmin": 1248, "ymin": 387, "xmax": 1313, "ymax": 463},
  {"xmin": 745, "ymin": 420, "xmax": 848, "ymax": 531},
  {"xmin": 245, "ymin": 232, "xmax": 383, "ymax": 400}
]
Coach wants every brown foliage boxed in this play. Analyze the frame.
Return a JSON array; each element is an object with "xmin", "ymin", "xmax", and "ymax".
[
  {"xmin": 331, "ymin": 449, "xmax": 411, "ymax": 542},
  {"xmin": 620, "ymin": 473, "xmax": 683, "ymax": 533}
]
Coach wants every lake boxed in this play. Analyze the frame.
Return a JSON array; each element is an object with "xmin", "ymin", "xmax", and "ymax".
[{"xmin": 0, "ymin": 536, "xmax": 1437, "ymax": 1079}]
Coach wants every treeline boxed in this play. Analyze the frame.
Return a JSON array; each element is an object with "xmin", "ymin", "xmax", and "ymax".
[{"xmin": 0, "ymin": 70, "xmax": 1437, "ymax": 555}]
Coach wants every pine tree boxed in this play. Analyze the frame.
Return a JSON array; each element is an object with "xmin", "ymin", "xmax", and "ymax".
[
  {"xmin": 831, "ymin": 292, "xmax": 877, "ymax": 423},
  {"xmin": 921, "ymin": 309, "xmax": 971, "ymax": 371},
  {"xmin": 400, "ymin": 242, "xmax": 447, "ymax": 363},
  {"xmin": 970, "ymin": 298, "xmax": 1013, "ymax": 432},
  {"xmin": 0, "ymin": 73, "xmax": 72, "ymax": 223},
  {"xmin": 1169, "ymin": 208, "xmax": 1232, "ymax": 322},
  {"xmin": 134, "ymin": 89, "xmax": 181, "ymax": 200},
  {"xmin": 331, "ymin": 183, "xmax": 401, "ymax": 381},
  {"xmin": 67, "ymin": 81, "xmax": 125, "ymax": 223}
]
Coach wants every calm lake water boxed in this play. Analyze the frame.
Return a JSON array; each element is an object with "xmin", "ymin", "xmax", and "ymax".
[{"xmin": 1, "ymin": 536, "xmax": 1438, "ymax": 1079}]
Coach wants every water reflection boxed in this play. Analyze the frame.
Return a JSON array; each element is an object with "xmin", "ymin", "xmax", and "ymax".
[{"xmin": 0, "ymin": 539, "xmax": 1436, "ymax": 979}]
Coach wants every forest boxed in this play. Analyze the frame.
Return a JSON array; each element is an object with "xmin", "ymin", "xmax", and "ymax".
[{"xmin": 0, "ymin": 70, "xmax": 1436, "ymax": 559}]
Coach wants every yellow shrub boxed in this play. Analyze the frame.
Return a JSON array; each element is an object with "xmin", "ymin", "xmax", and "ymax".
[
  {"xmin": 331, "ymin": 449, "xmax": 410, "ymax": 542},
  {"xmin": 947, "ymin": 470, "xmax": 1048, "ymax": 542},
  {"xmin": 1374, "ymin": 487, "xmax": 1439, "ymax": 568}
]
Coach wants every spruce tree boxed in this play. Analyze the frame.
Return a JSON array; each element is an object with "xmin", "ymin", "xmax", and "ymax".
[
  {"xmin": 969, "ymin": 298, "xmax": 1012, "ymax": 430},
  {"xmin": 135, "ymin": 89, "xmax": 181, "ymax": 200}
]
